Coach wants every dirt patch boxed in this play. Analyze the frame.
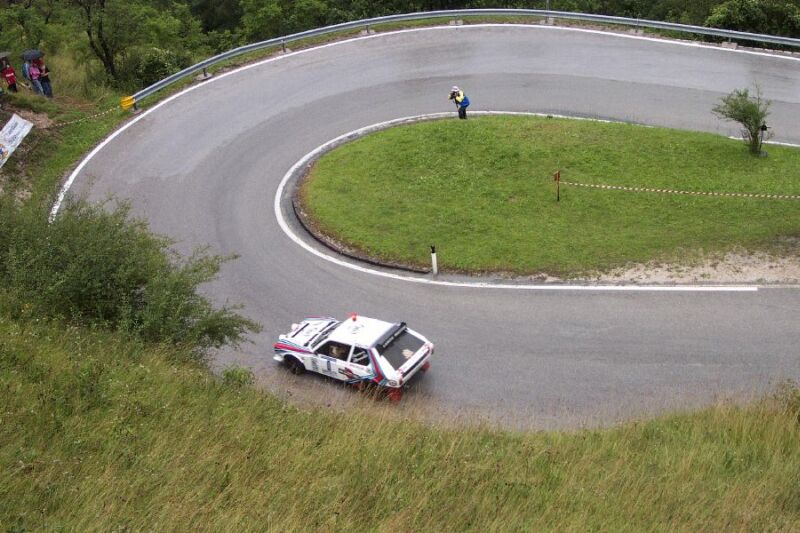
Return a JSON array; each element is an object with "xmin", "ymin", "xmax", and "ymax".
[
  {"xmin": 13, "ymin": 108, "xmax": 54, "ymax": 129},
  {"xmin": 594, "ymin": 248, "xmax": 800, "ymax": 284}
]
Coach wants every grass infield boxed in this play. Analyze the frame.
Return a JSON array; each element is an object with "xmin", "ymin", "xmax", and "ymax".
[{"xmin": 300, "ymin": 116, "xmax": 800, "ymax": 276}]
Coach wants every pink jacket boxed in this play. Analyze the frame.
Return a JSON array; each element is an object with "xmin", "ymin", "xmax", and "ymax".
[{"xmin": 29, "ymin": 63, "xmax": 40, "ymax": 80}]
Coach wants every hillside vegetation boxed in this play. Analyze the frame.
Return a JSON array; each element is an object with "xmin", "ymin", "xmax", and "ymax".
[{"xmin": 2, "ymin": 315, "xmax": 799, "ymax": 530}]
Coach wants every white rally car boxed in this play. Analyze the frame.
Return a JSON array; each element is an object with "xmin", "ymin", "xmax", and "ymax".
[{"xmin": 273, "ymin": 314, "xmax": 433, "ymax": 401}]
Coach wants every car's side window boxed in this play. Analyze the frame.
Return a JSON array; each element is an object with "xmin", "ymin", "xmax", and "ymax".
[
  {"xmin": 349, "ymin": 347, "xmax": 369, "ymax": 366},
  {"xmin": 318, "ymin": 341, "xmax": 351, "ymax": 361}
]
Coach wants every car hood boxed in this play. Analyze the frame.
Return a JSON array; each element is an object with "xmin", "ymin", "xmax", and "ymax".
[{"xmin": 283, "ymin": 317, "xmax": 337, "ymax": 348}]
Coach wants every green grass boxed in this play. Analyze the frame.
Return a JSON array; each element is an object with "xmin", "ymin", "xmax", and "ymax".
[
  {"xmin": 1, "ymin": 313, "xmax": 799, "ymax": 530},
  {"xmin": 301, "ymin": 116, "xmax": 800, "ymax": 276}
]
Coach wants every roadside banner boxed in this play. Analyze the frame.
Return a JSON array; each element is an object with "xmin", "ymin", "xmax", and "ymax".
[{"xmin": 0, "ymin": 114, "xmax": 34, "ymax": 169}]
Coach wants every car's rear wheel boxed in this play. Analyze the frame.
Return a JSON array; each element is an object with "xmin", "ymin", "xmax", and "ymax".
[{"xmin": 284, "ymin": 356, "xmax": 305, "ymax": 375}]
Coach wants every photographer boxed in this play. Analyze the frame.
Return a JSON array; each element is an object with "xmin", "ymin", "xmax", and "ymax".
[{"xmin": 449, "ymin": 85, "xmax": 470, "ymax": 119}]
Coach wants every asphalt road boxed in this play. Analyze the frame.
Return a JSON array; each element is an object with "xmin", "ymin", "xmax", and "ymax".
[{"xmin": 68, "ymin": 25, "xmax": 800, "ymax": 428}]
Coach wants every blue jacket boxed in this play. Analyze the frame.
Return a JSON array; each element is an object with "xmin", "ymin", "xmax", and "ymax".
[{"xmin": 452, "ymin": 90, "xmax": 470, "ymax": 107}]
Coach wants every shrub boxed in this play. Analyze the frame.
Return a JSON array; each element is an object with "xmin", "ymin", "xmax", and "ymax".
[
  {"xmin": 712, "ymin": 86, "xmax": 772, "ymax": 155},
  {"xmin": 0, "ymin": 198, "xmax": 260, "ymax": 353},
  {"xmin": 119, "ymin": 47, "xmax": 190, "ymax": 91},
  {"xmin": 222, "ymin": 365, "xmax": 255, "ymax": 387}
]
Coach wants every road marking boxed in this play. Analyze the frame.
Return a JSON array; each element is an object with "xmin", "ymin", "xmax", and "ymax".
[{"xmin": 274, "ymin": 113, "xmax": 760, "ymax": 292}]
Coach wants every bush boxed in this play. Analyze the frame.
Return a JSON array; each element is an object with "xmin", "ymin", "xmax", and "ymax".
[
  {"xmin": 712, "ymin": 86, "xmax": 772, "ymax": 155},
  {"xmin": 0, "ymin": 198, "xmax": 260, "ymax": 353},
  {"xmin": 119, "ymin": 47, "xmax": 191, "ymax": 91},
  {"xmin": 222, "ymin": 365, "xmax": 255, "ymax": 387}
]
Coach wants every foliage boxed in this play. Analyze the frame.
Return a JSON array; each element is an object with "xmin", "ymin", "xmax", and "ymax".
[
  {"xmin": 69, "ymin": 0, "xmax": 208, "ymax": 86},
  {"xmin": 705, "ymin": 0, "xmax": 800, "ymax": 36},
  {"xmin": 222, "ymin": 365, "xmax": 255, "ymax": 387},
  {"xmin": 712, "ymin": 87, "xmax": 772, "ymax": 155},
  {"xmin": 0, "ymin": 198, "xmax": 260, "ymax": 352},
  {"xmin": 240, "ymin": 0, "xmax": 285, "ymax": 42},
  {"xmin": 302, "ymin": 116, "xmax": 800, "ymax": 276},
  {"xmin": 774, "ymin": 380, "xmax": 800, "ymax": 424},
  {"xmin": 120, "ymin": 47, "xmax": 192, "ymax": 89},
  {"xmin": 2, "ymin": 316, "xmax": 800, "ymax": 530},
  {"xmin": 190, "ymin": 0, "xmax": 243, "ymax": 32}
]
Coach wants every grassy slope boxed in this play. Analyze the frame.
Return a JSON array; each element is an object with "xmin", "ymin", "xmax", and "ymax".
[
  {"xmin": 1, "ymin": 315, "xmax": 799, "ymax": 531},
  {"xmin": 0, "ymin": 89, "xmax": 125, "ymax": 206},
  {"xmin": 302, "ymin": 116, "xmax": 800, "ymax": 276}
]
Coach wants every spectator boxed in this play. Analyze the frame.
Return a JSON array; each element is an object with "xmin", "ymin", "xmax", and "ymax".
[
  {"xmin": 36, "ymin": 58, "xmax": 52, "ymax": 98},
  {"xmin": 1, "ymin": 58, "xmax": 17, "ymax": 93},
  {"xmin": 28, "ymin": 60, "xmax": 42, "ymax": 95}
]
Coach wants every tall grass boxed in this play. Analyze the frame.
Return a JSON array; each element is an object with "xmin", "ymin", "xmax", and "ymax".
[
  {"xmin": 45, "ymin": 53, "xmax": 117, "ymax": 103},
  {"xmin": 1, "ymin": 315, "xmax": 798, "ymax": 530}
]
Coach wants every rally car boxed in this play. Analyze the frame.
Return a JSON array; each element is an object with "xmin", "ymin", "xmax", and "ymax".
[{"xmin": 273, "ymin": 314, "xmax": 433, "ymax": 401}]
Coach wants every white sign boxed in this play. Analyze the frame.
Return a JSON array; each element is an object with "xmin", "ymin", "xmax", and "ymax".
[{"xmin": 0, "ymin": 114, "xmax": 34, "ymax": 169}]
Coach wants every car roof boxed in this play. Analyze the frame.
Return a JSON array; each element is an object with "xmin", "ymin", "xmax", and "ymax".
[{"xmin": 326, "ymin": 316, "xmax": 395, "ymax": 348}]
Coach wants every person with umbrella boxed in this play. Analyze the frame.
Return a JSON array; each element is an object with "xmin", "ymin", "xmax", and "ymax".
[
  {"xmin": 0, "ymin": 53, "xmax": 18, "ymax": 93},
  {"xmin": 22, "ymin": 49, "xmax": 43, "ymax": 95}
]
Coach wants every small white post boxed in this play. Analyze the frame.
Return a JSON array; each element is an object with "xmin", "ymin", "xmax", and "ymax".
[{"xmin": 430, "ymin": 245, "xmax": 438, "ymax": 276}]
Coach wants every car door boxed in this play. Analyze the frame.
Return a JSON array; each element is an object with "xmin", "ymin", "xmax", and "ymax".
[
  {"xmin": 314, "ymin": 341, "xmax": 351, "ymax": 380},
  {"xmin": 343, "ymin": 346, "xmax": 372, "ymax": 382}
]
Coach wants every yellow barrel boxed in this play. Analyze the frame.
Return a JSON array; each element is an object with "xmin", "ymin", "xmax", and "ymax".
[{"xmin": 120, "ymin": 95, "xmax": 136, "ymax": 111}]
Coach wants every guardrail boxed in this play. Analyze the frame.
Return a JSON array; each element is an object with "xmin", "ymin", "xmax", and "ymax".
[{"xmin": 126, "ymin": 9, "xmax": 800, "ymax": 108}]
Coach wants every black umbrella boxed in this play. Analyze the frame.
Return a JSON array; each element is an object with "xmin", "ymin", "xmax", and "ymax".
[{"xmin": 21, "ymin": 49, "xmax": 43, "ymax": 61}]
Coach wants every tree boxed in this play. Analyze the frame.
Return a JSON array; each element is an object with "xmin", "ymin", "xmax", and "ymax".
[
  {"xmin": 69, "ymin": 0, "xmax": 205, "ymax": 86},
  {"xmin": 240, "ymin": 0, "xmax": 284, "ymax": 41},
  {"xmin": 705, "ymin": 0, "xmax": 800, "ymax": 37},
  {"xmin": 70, "ymin": 0, "xmax": 149, "ymax": 80},
  {"xmin": 189, "ymin": 0, "xmax": 243, "ymax": 32},
  {"xmin": 712, "ymin": 86, "xmax": 772, "ymax": 155}
]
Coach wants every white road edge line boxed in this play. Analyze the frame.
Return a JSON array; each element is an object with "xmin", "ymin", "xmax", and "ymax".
[{"xmin": 274, "ymin": 112, "xmax": 759, "ymax": 292}]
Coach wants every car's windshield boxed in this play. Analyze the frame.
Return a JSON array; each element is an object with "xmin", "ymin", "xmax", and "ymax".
[{"xmin": 306, "ymin": 321, "xmax": 338, "ymax": 347}]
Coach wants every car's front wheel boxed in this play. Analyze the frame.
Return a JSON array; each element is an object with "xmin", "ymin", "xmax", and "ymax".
[
  {"xmin": 386, "ymin": 388, "xmax": 403, "ymax": 403},
  {"xmin": 284, "ymin": 356, "xmax": 305, "ymax": 375}
]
